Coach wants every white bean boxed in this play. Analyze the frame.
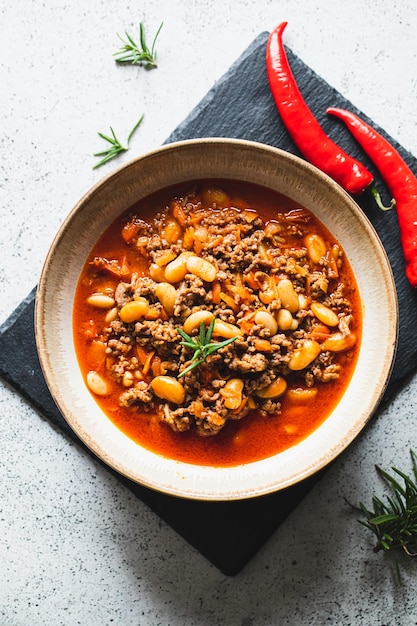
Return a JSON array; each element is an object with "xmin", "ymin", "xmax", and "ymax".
[
  {"xmin": 86, "ymin": 370, "xmax": 110, "ymax": 396},
  {"xmin": 311, "ymin": 302, "xmax": 339, "ymax": 327},
  {"xmin": 149, "ymin": 263, "xmax": 166, "ymax": 282},
  {"xmin": 276, "ymin": 308, "xmax": 293, "ymax": 331},
  {"xmin": 322, "ymin": 332, "xmax": 357, "ymax": 352},
  {"xmin": 87, "ymin": 293, "xmax": 115, "ymax": 309},
  {"xmin": 183, "ymin": 310, "xmax": 214, "ymax": 335},
  {"xmin": 122, "ymin": 371, "xmax": 134, "ymax": 387},
  {"xmin": 105, "ymin": 306, "xmax": 118, "ymax": 323},
  {"xmin": 186, "ymin": 256, "xmax": 217, "ymax": 282},
  {"xmin": 305, "ymin": 233, "xmax": 327, "ymax": 263},
  {"xmin": 277, "ymin": 279, "xmax": 299, "ymax": 313},
  {"xmin": 286, "ymin": 387, "xmax": 318, "ymax": 402},
  {"xmin": 288, "ymin": 340, "xmax": 321, "ymax": 371},
  {"xmin": 212, "ymin": 320, "xmax": 243, "ymax": 339},
  {"xmin": 155, "ymin": 282, "xmax": 177, "ymax": 316},
  {"xmin": 151, "ymin": 376, "xmax": 185, "ymax": 404},
  {"xmin": 256, "ymin": 377, "xmax": 287, "ymax": 399},
  {"xmin": 119, "ymin": 298, "xmax": 149, "ymax": 323},
  {"xmin": 254, "ymin": 310, "xmax": 278, "ymax": 335},
  {"xmin": 154, "ymin": 249, "xmax": 177, "ymax": 267},
  {"xmin": 220, "ymin": 378, "xmax": 244, "ymax": 410},
  {"xmin": 164, "ymin": 252, "xmax": 195, "ymax": 283}
]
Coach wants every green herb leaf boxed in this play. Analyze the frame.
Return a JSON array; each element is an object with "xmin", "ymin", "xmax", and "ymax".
[
  {"xmin": 177, "ymin": 320, "xmax": 238, "ymax": 378},
  {"xmin": 355, "ymin": 449, "xmax": 417, "ymax": 583},
  {"xmin": 93, "ymin": 115, "xmax": 144, "ymax": 169},
  {"xmin": 114, "ymin": 21, "xmax": 163, "ymax": 69}
]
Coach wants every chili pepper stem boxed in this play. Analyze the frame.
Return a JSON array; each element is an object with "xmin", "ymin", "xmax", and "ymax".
[{"xmin": 369, "ymin": 185, "xmax": 396, "ymax": 212}]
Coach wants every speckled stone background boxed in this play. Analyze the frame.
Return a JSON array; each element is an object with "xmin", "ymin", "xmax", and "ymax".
[{"xmin": 1, "ymin": 1, "xmax": 417, "ymax": 625}]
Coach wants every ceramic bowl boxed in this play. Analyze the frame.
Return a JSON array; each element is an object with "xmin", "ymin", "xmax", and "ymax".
[{"xmin": 35, "ymin": 138, "xmax": 398, "ymax": 501}]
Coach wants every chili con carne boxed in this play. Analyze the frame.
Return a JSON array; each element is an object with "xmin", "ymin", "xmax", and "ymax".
[
  {"xmin": 73, "ymin": 180, "xmax": 362, "ymax": 466},
  {"xmin": 327, "ymin": 106, "xmax": 417, "ymax": 288},
  {"xmin": 266, "ymin": 22, "xmax": 382, "ymax": 201}
]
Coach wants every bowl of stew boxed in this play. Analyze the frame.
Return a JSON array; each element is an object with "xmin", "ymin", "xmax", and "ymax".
[{"xmin": 35, "ymin": 138, "xmax": 398, "ymax": 500}]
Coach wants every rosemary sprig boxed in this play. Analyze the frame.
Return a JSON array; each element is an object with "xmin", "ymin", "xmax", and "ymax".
[
  {"xmin": 356, "ymin": 449, "xmax": 417, "ymax": 581},
  {"xmin": 93, "ymin": 114, "xmax": 144, "ymax": 169},
  {"xmin": 114, "ymin": 21, "xmax": 163, "ymax": 68},
  {"xmin": 177, "ymin": 319, "xmax": 238, "ymax": 379}
]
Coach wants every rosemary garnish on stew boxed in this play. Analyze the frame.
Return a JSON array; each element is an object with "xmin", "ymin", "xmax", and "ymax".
[
  {"xmin": 114, "ymin": 21, "xmax": 163, "ymax": 68},
  {"xmin": 93, "ymin": 115, "xmax": 144, "ymax": 169},
  {"xmin": 354, "ymin": 449, "xmax": 417, "ymax": 582},
  {"xmin": 177, "ymin": 320, "xmax": 238, "ymax": 379}
]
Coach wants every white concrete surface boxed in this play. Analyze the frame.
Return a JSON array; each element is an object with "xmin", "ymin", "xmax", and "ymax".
[{"xmin": 1, "ymin": 1, "xmax": 417, "ymax": 624}]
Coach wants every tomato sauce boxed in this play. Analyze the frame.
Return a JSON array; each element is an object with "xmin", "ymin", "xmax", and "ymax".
[{"xmin": 73, "ymin": 180, "xmax": 361, "ymax": 467}]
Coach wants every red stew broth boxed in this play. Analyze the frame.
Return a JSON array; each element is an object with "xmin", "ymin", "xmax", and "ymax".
[{"xmin": 73, "ymin": 180, "xmax": 361, "ymax": 467}]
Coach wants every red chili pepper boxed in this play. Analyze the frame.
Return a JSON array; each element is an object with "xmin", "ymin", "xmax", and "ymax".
[
  {"xmin": 327, "ymin": 106, "xmax": 417, "ymax": 287},
  {"xmin": 266, "ymin": 22, "xmax": 376, "ymax": 197}
]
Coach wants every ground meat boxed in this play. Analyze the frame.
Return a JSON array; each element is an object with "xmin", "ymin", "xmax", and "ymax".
[
  {"xmin": 226, "ymin": 352, "xmax": 269, "ymax": 373},
  {"xmin": 120, "ymin": 381, "xmax": 153, "ymax": 407},
  {"xmin": 134, "ymin": 319, "xmax": 179, "ymax": 345},
  {"xmin": 114, "ymin": 281, "xmax": 134, "ymax": 306},
  {"xmin": 132, "ymin": 275, "xmax": 158, "ymax": 299},
  {"xmin": 158, "ymin": 404, "xmax": 193, "ymax": 432},
  {"xmin": 105, "ymin": 333, "xmax": 134, "ymax": 357},
  {"xmin": 84, "ymin": 185, "xmax": 359, "ymax": 437},
  {"xmin": 244, "ymin": 371, "xmax": 277, "ymax": 394},
  {"xmin": 110, "ymin": 355, "xmax": 139, "ymax": 381},
  {"xmin": 259, "ymin": 398, "xmax": 282, "ymax": 415},
  {"xmin": 195, "ymin": 403, "xmax": 230, "ymax": 436},
  {"xmin": 212, "ymin": 228, "xmax": 266, "ymax": 272},
  {"xmin": 173, "ymin": 275, "xmax": 207, "ymax": 317}
]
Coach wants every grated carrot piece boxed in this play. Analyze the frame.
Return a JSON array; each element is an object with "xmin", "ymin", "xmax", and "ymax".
[
  {"xmin": 206, "ymin": 235, "xmax": 224, "ymax": 249},
  {"xmin": 244, "ymin": 271, "xmax": 260, "ymax": 290},
  {"xmin": 220, "ymin": 291, "xmax": 239, "ymax": 312},
  {"xmin": 253, "ymin": 338, "xmax": 273, "ymax": 352},
  {"xmin": 191, "ymin": 399, "xmax": 204, "ymax": 418},
  {"xmin": 121, "ymin": 221, "xmax": 141, "ymax": 243},
  {"xmin": 159, "ymin": 308, "xmax": 169, "ymax": 321},
  {"xmin": 189, "ymin": 212, "xmax": 207, "ymax": 225},
  {"xmin": 145, "ymin": 307, "xmax": 161, "ymax": 320},
  {"xmin": 310, "ymin": 324, "xmax": 331, "ymax": 342},
  {"xmin": 193, "ymin": 239, "xmax": 204, "ymax": 255},
  {"xmin": 136, "ymin": 346, "xmax": 150, "ymax": 365},
  {"xmin": 247, "ymin": 396, "xmax": 257, "ymax": 409},
  {"xmin": 89, "ymin": 255, "xmax": 130, "ymax": 278},
  {"xmin": 212, "ymin": 279, "xmax": 221, "ymax": 304},
  {"xmin": 183, "ymin": 226, "xmax": 195, "ymax": 249},
  {"xmin": 142, "ymin": 350, "xmax": 155, "ymax": 376},
  {"xmin": 150, "ymin": 356, "xmax": 161, "ymax": 378},
  {"xmin": 226, "ymin": 273, "xmax": 253, "ymax": 302},
  {"xmin": 238, "ymin": 313, "xmax": 256, "ymax": 335},
  {"xmin": 326, "ymin": 245, "xmax": 340, "ymax": 279},
  {"xmin": 172, "ymin": 203, "xmax": 188, "ymax": 227}
]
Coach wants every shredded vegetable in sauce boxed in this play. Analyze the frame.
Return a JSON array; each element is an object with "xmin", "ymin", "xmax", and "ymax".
[{"xmin": 73, "ymin": 181, "xmax": 361, "ymax": 466}]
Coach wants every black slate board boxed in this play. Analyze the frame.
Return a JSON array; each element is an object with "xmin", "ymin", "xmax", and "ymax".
[{"xmin": 1, "ymin": 32, "xmax": 417, "ymax": 576}]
